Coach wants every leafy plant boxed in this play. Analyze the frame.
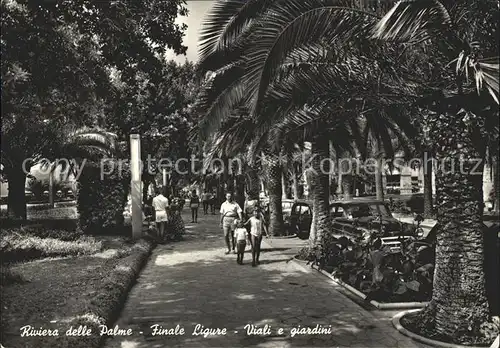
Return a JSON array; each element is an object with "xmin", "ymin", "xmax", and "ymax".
[
  {"xmin": 77, "ymin": 160, "xmax": 130, "ymax": 235},
  {"xmin": 307, "ymin": 231, "xmax": 435, "ymax": 303}
]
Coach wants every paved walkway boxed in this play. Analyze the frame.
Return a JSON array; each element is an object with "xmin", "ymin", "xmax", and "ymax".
[{"xmin": 104, "ymin": 210, "xmax": 427, "ymax": 348}]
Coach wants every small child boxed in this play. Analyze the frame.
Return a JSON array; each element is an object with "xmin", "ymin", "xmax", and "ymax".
[{"xmin": 234, "ymin": 220, "xmax": 248, "ymax": 265}]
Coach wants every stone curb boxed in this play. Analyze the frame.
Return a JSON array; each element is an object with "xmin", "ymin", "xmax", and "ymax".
[
  {"xmin": 62, "ymin": 238, "xmax": 156, "ymax": 348},
  {"xmin": 392, "ymin": 309, "xmax": 493, "ymax": 348},
  {"xmin": 267, "ymin": 234, "xmax": 297, "ymax": 239},
  {"xmin": 290, "ymin": 258, "xmax": 428, "ymax": 310}
]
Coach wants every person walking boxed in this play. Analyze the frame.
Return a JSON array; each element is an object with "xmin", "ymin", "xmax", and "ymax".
[
  {"xmin": 220, "ymin": 192, "xmax": 242, "ymax": 254},
  {"xmin": 210, "ymin": 190, "xmax": 217, "ymax": 214},
  {"xmin": 152, "ymin": 187, "xmax": 169, "ymax": 240},
  {"xmin": 202, "ymin": 190, "xmax": 210, "ymax": 214},
  {"xmin": 190, "ymin": 190, "xmax": 200, "ymax": 223},
  {"xmin": 234, "ymin": 220, "xmax": 249, "ymax": 265},
  {"xmin": 244, "ymin": 208, "xmax": 267, "ymax": 266}
]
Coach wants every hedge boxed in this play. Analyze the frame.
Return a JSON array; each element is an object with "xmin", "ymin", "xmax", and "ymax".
[{"xmin": 77, "ymin": 160, "xmax": 130, "ymax": 234}]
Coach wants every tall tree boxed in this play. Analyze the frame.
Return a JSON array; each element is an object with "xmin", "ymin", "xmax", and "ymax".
[
  {"xmin": 1, "ymin": 0, "xmax": 189, "ymax": 218},
  {"xmin": 374, "ymin": 0, "xmax": 499, "ymax": 343}
]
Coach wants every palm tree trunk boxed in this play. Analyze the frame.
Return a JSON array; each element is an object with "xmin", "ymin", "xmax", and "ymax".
[
  {"xmin": 339, "ymin": 157, "xmax": 353, "ymax": 200},
  {"xmin": 329, "ymin": 141, "xmax": 335, "ymax": 200},
  {"xmin": 336, "ymin": 159, "xmax": 343, "ymax": 197},
  {"xmin": 222, "ymin": 156, "xmax": 230, "ymax": 193},
  {"xmin": 308, "ymin": 136, "xmax": 331, "ymax": 250},
  {"xmin": 245, "ymin": 165, "xmax": 260, "ymax": 200},
  {"xmin": 420, "ymin": 108, "xmax": 492, "ymax": 344},
  {"xmin": 281, "ymin": 171, "xmax": 287, "ymax": 199},
  {"xmin": 423, "ymin": 150, "xmax": 433, "ymax": 218},
  {"xmin": 375, "ymin": 156, "xmax": 384, "ymax": 201},
  {"xmin": 291, "ymin": 164, "xmax": 299, "ymax": 200},
  {"xmin": 493, "ymin": 155, "xmax": 499, "ymax": 215},
  {"xmin": 266, "ymin": 153, "xmax": 284, "ymax": 236},
  {"xmin": 244, "ymin": 165, "xmax": 260, "ymax": 216},
  {"xmin": 235, "ymin": 174, "xmax": 245, "ymax": 212},
  {"xmin": 342, "ymin": 173, "xmax": 353, "ymax": 200}
]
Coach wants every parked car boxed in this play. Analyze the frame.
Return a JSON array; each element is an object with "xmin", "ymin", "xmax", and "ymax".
[
  {"xmin": 281, "ymin": 199, "xmax": 295, "ymax": 218},
  {"xmin": 329, "ymin": 200, "xmax": 417, "ymax": 238},
  {"xmin": 261, "ymin": 199, "xmax": 311, "ymax": 237},
  {"xmin": 25, "ymin": 190, "xmax": 35, "ymax": 202},
  {"xmin": 287, "ymin": 200, "xmax": 312, "ymax": 239}
]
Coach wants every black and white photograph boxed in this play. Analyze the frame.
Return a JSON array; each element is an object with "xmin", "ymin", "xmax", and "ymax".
[{"xmin": 1, "ymin": 1, "xmax": 499, "ymax": 347}]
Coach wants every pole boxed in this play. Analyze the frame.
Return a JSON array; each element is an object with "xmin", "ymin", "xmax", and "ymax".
[
  {"xmin": 130, "ymin": 134, "xmax": 142, "ymax": 239},
  {"xmin": 48, "ymin": 163, "xmax": 54, "ymax": 208}
]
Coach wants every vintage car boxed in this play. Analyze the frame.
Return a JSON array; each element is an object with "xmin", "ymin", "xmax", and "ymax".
[
  {"xmin": 260, "ymin": 199, "xmax": 312, "ymax": 237},
  {"xmin": 261, "ymin": 198, "xmax": 294, "ymax": 221},
  {"xmin": 286, "ymin": 200, "xmax": 312, "ymax": 238},
  {"xmin": 329, "ymin": 200, "xmax": 418, "ymax": 239},
  {"xmin": 281, "ymin": 199, "xmax": 295, "ymax": 218}
]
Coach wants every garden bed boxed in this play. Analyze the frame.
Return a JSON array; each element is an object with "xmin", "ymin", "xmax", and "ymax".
[
  {"xmin": 294, "ymin": 258, "xmax": 428, "ymax": 309},
  {"xmin": 295, "ymin": 234, "xmax": 435, "ymax": 306},
  {"xmin": 0, "ymin": 236, "xmax": 155, "ymax": 348},
  {"xmin": 0, "ymin": 224, "xmax": 101, "ymax": 264},
  {"xmin": 393, "ymin": 309, "xmax": 497, "ymax": 348}
]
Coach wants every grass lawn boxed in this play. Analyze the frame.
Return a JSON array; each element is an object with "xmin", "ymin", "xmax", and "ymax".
[{"xmin": 1, "ymin": 223, "xmax": 154, "ymax": 348}]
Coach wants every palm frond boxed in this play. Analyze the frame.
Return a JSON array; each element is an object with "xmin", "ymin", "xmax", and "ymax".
[
  {"xmin": 198, "ymin": 0, "xmax": 248, "ymax": 59},
  {"xmin": 372, "ymin": 0, "xmax": 452, "ymax": 43},
  {"xmin": 473, "ymin": 57, "xmax": 499, "ymax": 104},
  {"xmin": 198, "ymin": 0, "xmax": 276, "ymax": 72},
  {"xmin": 196, "ymin": 63, "xmax": 248, "ymax": 140},
  {"xmin": 241, "ymin": 0, "xmax": 378, "ymax": 116}
]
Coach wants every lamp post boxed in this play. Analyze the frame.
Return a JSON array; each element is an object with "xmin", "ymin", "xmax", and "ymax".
[{"xmin": 130, "ymin": 134, "xmax": 142, "ymax": 239}]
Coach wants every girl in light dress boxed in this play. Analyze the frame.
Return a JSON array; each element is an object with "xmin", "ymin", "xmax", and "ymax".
[{"xmin": 244, "ymin": 208, "xmax": 267, "ymax": 267}]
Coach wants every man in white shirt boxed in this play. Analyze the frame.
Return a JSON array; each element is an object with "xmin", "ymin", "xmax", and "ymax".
[
  {"xmin": 220, "ymin": 192, "xmax": 243, "ymax": 254},
  {"xmin": 152, "ymin": 187, "xmax": 169, "ymax": 240}
]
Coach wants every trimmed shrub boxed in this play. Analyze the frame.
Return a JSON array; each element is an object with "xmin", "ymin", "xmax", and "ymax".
[
  {"xmin": 77, "ymin": 160, "xmax": 130, "ymax": 234},
  {"xmin": 0, "ymin": 232, "xmax": 102, "ymax": 263}
]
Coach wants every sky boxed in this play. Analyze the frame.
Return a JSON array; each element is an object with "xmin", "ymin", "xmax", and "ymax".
[{"xmin": 165, "ymin": 1, "xmax": 215, "ymax": 64}]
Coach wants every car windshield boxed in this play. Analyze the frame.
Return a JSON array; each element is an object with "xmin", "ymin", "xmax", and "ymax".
[
  {"xmin": 345, "ymin": 203, "xmax": 392, "ymax": 218},
  {"xmin": 369, "ymin": 204, "xmax": 392, "ymax": 217},
  {"xmin": 282, "ymin": 202, "xmax": 294, "ymax": 211}
]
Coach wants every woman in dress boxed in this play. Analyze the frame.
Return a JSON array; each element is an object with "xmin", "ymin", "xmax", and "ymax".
[{"xmin": 168, "ymin": 196, "xmax": 185, "ymax": 240}]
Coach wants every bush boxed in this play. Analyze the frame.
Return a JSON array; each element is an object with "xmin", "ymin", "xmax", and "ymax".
[
  {"xmin": 304, "ymin": 233, "xmax": 435, "ymax": 303},
  {"xmin": 77, "ymin": 160, "xmax": 130, "ymax": 234}
]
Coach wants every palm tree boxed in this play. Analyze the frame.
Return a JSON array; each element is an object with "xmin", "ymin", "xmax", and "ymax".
[{"xmin": 374, "ymin": 1, "xmax": 499, "ymax": 344}]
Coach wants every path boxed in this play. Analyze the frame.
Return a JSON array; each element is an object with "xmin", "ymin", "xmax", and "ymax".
[{"xmin": 104, "ymin": 210, "xmax": 427, "ymax": 348}]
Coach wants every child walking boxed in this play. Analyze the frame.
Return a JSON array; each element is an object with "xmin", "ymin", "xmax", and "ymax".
[
  {"xmin": 234, "ymin": 220, "xmax": 248, "ymax": 265},
  {"xmin": 190, "ymin": 190, "xmax": 200, "ymax": 223},
  {"xmin": 245, "ymin": 208, "xmax": 267, "ymax": 267}
]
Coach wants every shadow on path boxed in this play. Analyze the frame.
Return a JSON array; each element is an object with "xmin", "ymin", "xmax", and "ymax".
[{"xmin": 104, "ymin": 211, "xmax": 426, "ymax": 348}]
